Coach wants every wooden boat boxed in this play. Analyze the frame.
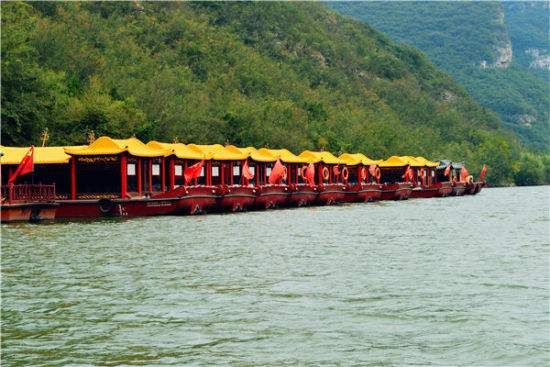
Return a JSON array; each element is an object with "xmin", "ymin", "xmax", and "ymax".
[
  {"xmin": 227, "ymin": 147, "xmax": 290, "ymax": 210},
  {"xmin": 338, "ymin": 153, "xmax": 382, "ymax": 203},
  {"xmin": 299, "ymin": 151, "xmax": 346, "ymax": 205},
  {"xmin": 54, "ymin": 137, "xmax": 179, "ymax": 218},
  {"xmin": 265, "ymin": 148, "xmax": 318, "ymax": 207},
  {"xmin": 399, "ymin": 156, "xmax": 453, "ymax": 199},
  {"xmin": 191, "ymin": 144, "xmax": 256, "ymax": 212},
  {"xmin": 378, "ymin": 156, "xmax": 413, "ymax": 200}
]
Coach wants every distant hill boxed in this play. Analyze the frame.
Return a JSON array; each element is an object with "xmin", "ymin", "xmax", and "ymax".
[
  {"xmin": 329, "ymin": 1, "xmax": 550, "ymax": 152},
  {"xmin": 2, "ymin": 2, "xmax": 548, "ymax": 185}
]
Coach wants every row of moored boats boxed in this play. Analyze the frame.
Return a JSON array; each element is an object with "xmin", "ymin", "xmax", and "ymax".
[{"xmin": 0, "ymin": 137, "xmax": 486, "ymax": 222}]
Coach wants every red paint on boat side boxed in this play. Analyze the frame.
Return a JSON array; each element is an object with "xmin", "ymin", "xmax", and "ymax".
[
  {"xmin": 380, "ymin": 183, "xmax": 413, "ymax": 200},
  {"xmin": 409, "ymin": 182, "xmax": 453, "ymax": 199},
  {"xmin": 285, "ymin": 184, "xmax": 318, "ymax": 207},
  {"xmin": 215, "ymin": 186, "xmax": 256, "ymax": 212},
  {"xmin": 253, "ymin": 185, "xmax": 289, "ymax": 209},
  {"xmin": 315, "ymin": 183, "xmax": 346, "ymax": 205},
  {"xmin": 344, "ymin": 183, "xmax": 383, "ymax": 203}
]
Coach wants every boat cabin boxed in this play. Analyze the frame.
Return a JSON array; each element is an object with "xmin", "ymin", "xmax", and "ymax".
[{"xmin": 64, "ymin": 137, "xmax": 168, "ymax": 199}]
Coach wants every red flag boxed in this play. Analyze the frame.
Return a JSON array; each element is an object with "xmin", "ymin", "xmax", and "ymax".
[
  {"xmin": 242, "ymin": 160, "xmax": 254, "ymax": 180},
  {"xmin": 268, "ymin": 160, "xmax": 286, "ymax": 185},
  {"xmin": 460, "ymin": 167, "xmax": 470, "ymax": 182},
  {"xmin": 184, "ymin": 160, "xmax": 204, "ymax": 185},
  {"xmin": 8, "ymin": 146, "xmax": 34, "ymax": 185},
  {"xmin": 305, "ymin": 163, "xmax": 315, "ymax": 186},
  {"xmin": 479, "ymin": 164, "xmax": 487, "ymax": 181},
  {"xmin": 444, "ymin": 165, "xmax": 451, "ymax": 177}
]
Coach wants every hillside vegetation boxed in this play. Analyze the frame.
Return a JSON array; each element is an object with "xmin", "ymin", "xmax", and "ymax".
[
  {"xmin": 329, "ymin": 1, "xmax": 550, "ymax": 153},
  {"xmin": 2, "ymin": 2, "xmax": 548, "ymax": 185}
]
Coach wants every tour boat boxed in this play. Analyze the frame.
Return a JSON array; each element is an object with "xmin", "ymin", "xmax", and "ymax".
[
  {"xmin": 266, "ymin": 148, "xmax": 318, "ymax": 207},
  {"xmin": 338, "ymin": 153, "xmax": 382, "ymax": 202},
  {"xmin": 298, "ymin": 151, "xmax": 346, "ymax": 205},
  {"xmin": 378, "ymin": 156, "xmax": 413, "ymax": 200},
  {"xmin": 400, "ymin": 156, "xmax": 453, "ymax": 198},
  {"xmin": 56, "ymin": 137, "xmax": 180, "ymax": 218},
  {"xmin": 228, "ymin": 146, "xmax": 290, "ymax": 210},
  {"xmin": 145, "ymin": 141, "xmax": 218, "ymax": 214},
  {"xmin": 193, "ymin": 144, "xmax": 255, "ymax": 212}
]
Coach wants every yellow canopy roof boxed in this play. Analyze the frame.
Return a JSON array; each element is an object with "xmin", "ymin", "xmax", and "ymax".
[
  {"xmin": 226, "ymin": 145, "xmax": 276, "ymax": 162},
  {"xmin": 379, "ymin": 155, "xmax": 409, "ymax": 167},
  {"xmin": 262, "ymin": 148, "xmax": 309, "ymax": 164},
  {"xmin": 65, "ymin": 136, "xmax": 165, "ymax": 157},
  {"xmin": 0, "ymin": 146, "xmax": 85, "ymax": 165},
  {"xmin": 414, "ymin": 156, "xmax": 439, "ymax": 167},
  {"xmin": 398, "ymin": 156, "xmax": 439, "ymax": 167},
  {"xmin": 146, "ymin": 141, "xmax": 205, "ymax": 160},
  {"xmin": 299, "ymin": 150, "xmax": 343, "ymax": 164},
  {"xmin": 339, "ymin": 153, "xmax": 380, "ymax": 166},
  {"xmin": 191, "ymin": 144, "xmax": 248, "ymax": 161}
]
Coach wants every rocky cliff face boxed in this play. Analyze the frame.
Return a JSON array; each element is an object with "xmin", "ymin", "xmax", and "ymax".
[{"xmin": 328, "ymin": 1, "xmax": 549, "ymax": 151}]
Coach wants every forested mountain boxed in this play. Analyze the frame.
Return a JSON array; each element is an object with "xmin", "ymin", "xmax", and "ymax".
[
  {"xmin": 2, "ymin": 2, "xmax": 548, "ymax": 185},
  {"xmin": 329, "ymin": 1, "xmax": 550, "ymax": 152}
]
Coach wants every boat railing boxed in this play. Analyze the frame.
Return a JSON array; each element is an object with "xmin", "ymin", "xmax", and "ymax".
[{"xmin": 1, "ymin": 184, "xmax": 56, "ymax": 203}]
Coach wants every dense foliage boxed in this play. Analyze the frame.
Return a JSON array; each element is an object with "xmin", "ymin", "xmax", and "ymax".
[
  {"xmin": 1, "ymin": 2, "xmax": 546, "ymax": 185},
  {"xmin": 329, "ymin": 1, "xmax": 550, "ymax": 153}
]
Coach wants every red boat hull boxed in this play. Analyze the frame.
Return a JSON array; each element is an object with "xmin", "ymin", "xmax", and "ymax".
[
  {"xmin": 410, "ymin": 182, "xmax": 453, "ymax": 198},
  {"xmin": 1, "ymin": 202, "xmax": 58, "ymax": 222},
  {"xmin": 380, "ymin": 183, "xmax": 412, "ymax": 200},
  {"xmin": 215, "ymin": 186, "xmax": 256, "ymax": 212},
  {"xmin": 55, "ymin": 197, "xmax": 179, "ymax": 219},
  {"xmin": 285, "ymin": 185, "xmax": 318, "ymax": 207},
  {"xmin": 253, "ymin": 185, "xmax": 289, "ymax": 209},
  {"xmin": 315, "ymin": 184, "xmax": 346, "ymax": 205},
  {"xmin": 344, "ymin": 183, "xmax": 382, "ymax": 203}
]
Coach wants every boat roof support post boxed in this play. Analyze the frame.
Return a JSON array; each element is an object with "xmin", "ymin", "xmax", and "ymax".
[{"xmin": 121, "ymin": 154, "xmax": 127, "ymax": 199}]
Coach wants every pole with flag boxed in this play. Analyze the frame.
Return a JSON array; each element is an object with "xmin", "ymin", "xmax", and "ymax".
[{"xmin": 8, "ymin": 146, "xmax": 35, "ymax": 186}]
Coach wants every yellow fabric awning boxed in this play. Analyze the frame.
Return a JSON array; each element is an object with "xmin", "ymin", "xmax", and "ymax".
[
  {"xmin": 339, "ymin": 153, "xmax": 380, "ymax": 166},
  {"xmin": 0, "ymin": 146, "xmax": 85, "ymax": 165},
  {"xmin": 225, "ymin": 146, "xmax": 277, "ymax": 162},
  {"xmin": 146, "ymin": 141, "xmax": 206, "ymax": 160},
  {"xmin": 414, "ymin": 156, "xmax": 439, "ymax": 167},
  {"xmin": 400, "ymin": 156, "xmax": 424, "ymax": 167},
  {"xmin": 262, "ymin": 148, "xmax": 308, "ymax": 164},
  {"xmin": 65, "ymin": 136, "xmax": 166, "ymax": 158},
  {"xmin": 299, "ymin": 150, "xmax": 343, "ymax": 164},
  {"xmin": 191, "ymin": 144, "xmax": 248, "ymax": 161},
  {"xmin": 379, "ymin": 155, "xmax": 409, "ymax": 167}
]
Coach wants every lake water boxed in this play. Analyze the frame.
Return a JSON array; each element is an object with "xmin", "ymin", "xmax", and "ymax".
[{"xmin": 2, "ymin": 186, "xmax": 549, "ymax": 366}]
